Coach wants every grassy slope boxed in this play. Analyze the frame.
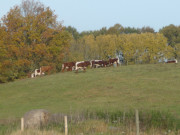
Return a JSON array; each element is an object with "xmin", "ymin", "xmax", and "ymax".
[{"xmin": 0, "ymin": 63, "xmax": 180, "ymax": 119}]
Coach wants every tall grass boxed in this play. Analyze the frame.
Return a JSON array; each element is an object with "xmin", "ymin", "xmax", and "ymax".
[
  {"xmin": 48, "ymin": 109, "xmax": 180, "ymax": 134},
  {"xmin": 0, "ymin": 119, "xmax": 19, "ymax": 135},
  {"xmin": 10, "ymin": 130, "xmax": 64, "ymax": 135},
  {"xmin": 1, "ymin": 110, "xmax": 180, "ymax": 135}
]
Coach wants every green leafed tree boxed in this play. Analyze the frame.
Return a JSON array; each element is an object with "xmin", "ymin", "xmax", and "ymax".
[{"xmin": 159, "ymin": 24, "xmax": 180, "ymax": 47}]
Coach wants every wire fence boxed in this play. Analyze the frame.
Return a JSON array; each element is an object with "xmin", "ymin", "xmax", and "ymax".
[{"xmin": 1, "ymin": 109, "xmax": 180, "ymax": 135}]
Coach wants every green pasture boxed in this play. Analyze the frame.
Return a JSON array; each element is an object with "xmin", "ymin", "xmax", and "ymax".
[{"xmin": 0, "ymin": 63, "xmax": 180, "ymax": 119}]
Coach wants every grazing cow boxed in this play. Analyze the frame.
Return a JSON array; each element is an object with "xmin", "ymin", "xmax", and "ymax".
[
  {"xmin": 166, "ymin": 59, "xmax": 178, "ymax": 64},
  {"xmin": 91, "ymin": 60, "xmax": 109, "ymax": 68},
  {"xmin": 29, "ymin": 69, "xmax": 41, "ymax": 78},
  {"xmin": 103, "ymin": 60, "xmax": 110, "ymax": 67},
  {"xmin": 91, "ymin": 60, "xmax": 103, "ymax": 68},
  {"xmin": 75, "ymin": 61, "xmax": 87, "ymax": 72},
  {"xmin": 61, "ymin": 62, "xmax": 76, "ymax": 72},
  {"xmin": 29, "ymin": 66, "xmax": 53, "ymax": 78},
  {"xmin": 109, "ymin": 58, "xmax": 120, "ymax": 66},
  {"xmin": 40, "ymin": 66, "xmax": 53, "ymax": 75}
]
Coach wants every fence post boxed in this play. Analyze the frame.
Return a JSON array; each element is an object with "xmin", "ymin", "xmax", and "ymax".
[
  {"xmin": 123, "ymin": 111, "xmax": 126, "ymax": 124},
  {"xmin": 135, "ymin": 110, "xmax": 140, "ymax": 135},
  {"xmin": 21, "ymin": 117, "xmax": 24, "ymax": 131},
  {"xmin": 64, "ymin": 116, "xmax": 68, "ymax": 135}
]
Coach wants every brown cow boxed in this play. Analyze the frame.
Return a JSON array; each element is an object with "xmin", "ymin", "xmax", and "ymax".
[
  {"xmin": 109, "ymin": 58, "xmax": 120, "ymax": 66},
  {"xmin": 103, "ymin": 60, "xmax": 110, "ymax": 67},
  {"xmin": 75, "ymin": 61, "xmax": 88, "ymax": 72},
  {"xmin": 61, "ymin": 62, "xmax": 76, "ymax": 72},
  {"xmin": 166, "ymin": 59, "xmax": 178, "ymax": 64},
  {"xmin": 40, "ymin": 66, "xmax": 53, "ymax": 75},
  {"xmin": 28, "ymin": 66, "xmax": 53, "ymax": 78}
]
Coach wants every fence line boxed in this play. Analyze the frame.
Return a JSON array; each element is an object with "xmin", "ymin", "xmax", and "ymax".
[{"xmin": 15, "ymin": 110, "xmax": 180, "ymax": 135}]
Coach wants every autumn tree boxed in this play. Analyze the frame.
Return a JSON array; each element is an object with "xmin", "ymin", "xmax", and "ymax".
[{"xmin": 0, "ymin": 0, "xmax": 71, "ymax": 82}]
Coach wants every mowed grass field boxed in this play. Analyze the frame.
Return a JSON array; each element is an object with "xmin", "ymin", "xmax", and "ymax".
[{"xmin": 0, "ymin": 63, "xmax": 180, "ymax": 119}]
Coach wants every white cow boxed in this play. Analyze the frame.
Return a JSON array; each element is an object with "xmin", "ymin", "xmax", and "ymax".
[
  {"xmin": 30, "ymin": 68, "xmax": 45, "ymax": 78},
  {"xmin": 91, "ymin": 60, "xmax": 103, "ymax": 68},
  {"xmin": 34, "ymin": 69, "xmax": 41, "ymax": 77}
]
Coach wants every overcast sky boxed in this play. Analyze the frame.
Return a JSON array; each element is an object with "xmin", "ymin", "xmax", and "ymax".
[{"xmin": 0, "ymin": 0, "xmax": 180, "ymax": 32}]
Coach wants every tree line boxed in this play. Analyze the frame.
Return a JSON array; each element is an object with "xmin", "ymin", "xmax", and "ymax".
[
  {"xmin": 0, "ymin": 0, "xmax": 180, "ymax": 83},
  {"xmin": 67, "ymin": 33, "xmax": 173, "ymax": 64},
  {"xmin": 66, "ymin": 24, "xmax": 180, "ymax": 63}
]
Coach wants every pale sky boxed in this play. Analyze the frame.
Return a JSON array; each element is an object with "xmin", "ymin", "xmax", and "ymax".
[{"xmin": 0, "ymin": 0, "xmax": 180, "ymax": 32}]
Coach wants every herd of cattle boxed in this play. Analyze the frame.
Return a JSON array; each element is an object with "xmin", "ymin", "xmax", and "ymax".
[
  {"xmin": 62, "ymin": 58, "xmax": 120, "ymax": 72},
  {"xmin": 30, "ymin": 58, "xmax": 120, "ymax": 78},
  {"xmin": 30, "ymin": 58, "xmax": 178, "ymax": 78}
]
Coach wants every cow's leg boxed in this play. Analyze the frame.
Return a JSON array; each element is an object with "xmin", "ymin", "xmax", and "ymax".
[
  {"xmin": 70, "ymin": 66, "xmax": 72, "ymax": 71},
  {"xmin": 75, "ymin": 69, "xmax": 78, "ymax": 73},
  {"xmin": 69, "ymin": 66, "xmax": 72, "ymax": 71},
  {"xmin": 72, "ymin": 66, "xmax": 74, "ymax": 71},
  {"xmin": 62, "ymin": 66, "xmax": 65, "ymax": 72},
  {"xmin": 117, "ymin": 61, "xmax": 119, "ymax": 66},
  {"xmin": 67, "ymin": 67, "xmax": 70, "ymax": 71},
  {"xmin": 74, "ymin": 66, "xmax": 78, "ymax": 73}
]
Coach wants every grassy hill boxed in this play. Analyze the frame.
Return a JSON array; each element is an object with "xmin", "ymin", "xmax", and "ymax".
[{"xmin": 0, "ymin": 63, "xmax": 180, "ymax": 119}]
